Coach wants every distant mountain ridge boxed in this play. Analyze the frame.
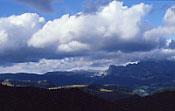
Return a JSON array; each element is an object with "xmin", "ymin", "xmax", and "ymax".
[
  {"xmin": 95, "ymin": 60, "xmax": 175, "ymax": 95},
  {"xmin": 0, "ymin": 71, "xmax": 95, "ymax": 86},
  {"xmin": 1, "ymin": 60, "xmax": 175, "ymax": 95}
]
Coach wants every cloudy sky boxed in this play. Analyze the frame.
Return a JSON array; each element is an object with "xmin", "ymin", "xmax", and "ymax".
[{"xmin": 0, "ymin": 0, "xmax": 174, "ymax": 74}]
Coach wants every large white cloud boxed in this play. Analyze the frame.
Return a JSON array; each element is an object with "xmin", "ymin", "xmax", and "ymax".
[
  {"xmin": 0, "ymin": 13, "xmax": 45, "ymax": 53},
  {"xmin": 144, "ymin": 5, "xmax": 175, "ymax": 40},
  {"xmin": 0, "ymin": 13, "xmax": 47, "ymax": 64},
  {"xmin": 0, "ymin": 1, "xmax": 175, "ymax": 73},
  {"xmin": 28, "ymin": 1, "xmax": 154, "ymax": 53},
  {"xmin": 163, "ymin": 5, "xmax": 175, "ymax": 26}
]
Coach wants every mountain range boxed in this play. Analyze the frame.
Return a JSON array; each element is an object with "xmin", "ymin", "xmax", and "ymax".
[
  {"xmin": 95, "ymin": 60, "xmax": 175, "ymax": 95},
  {"xmin": 1, "ymin": 60, "xmax": 175, "ymax": 96}
]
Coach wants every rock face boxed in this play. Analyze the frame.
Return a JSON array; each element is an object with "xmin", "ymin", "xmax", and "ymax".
[{"xmin": 95, "ymin": 60, "xmax": 175, "ymax": 95}]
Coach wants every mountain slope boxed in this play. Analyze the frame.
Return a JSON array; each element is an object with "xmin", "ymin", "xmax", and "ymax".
[
  {"xmin": 0, "ymin": 84, "xmax": 118, "ymax": 111},
  {"xmin": 1, "ymin": 60, "xmax": 175, "ymax": 96},
  {"xmin": 95, "ymin": 60, "xmax": 175, "ymax": 95},
  {"xmin": 49, "ymin": 84, "xmax": 136, "ymax": 102}
]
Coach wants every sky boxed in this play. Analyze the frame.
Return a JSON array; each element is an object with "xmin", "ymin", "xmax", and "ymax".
[{"xmin": 0, "ymin": 0, "xmax": 175, "ymax": 74}]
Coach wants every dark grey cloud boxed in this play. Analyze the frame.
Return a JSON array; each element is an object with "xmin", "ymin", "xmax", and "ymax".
[
  {"xmin": 83, "ymin": 0, "xmax": 112, "ymax": 14},
  {"xmin": 14, "ymin": 0, "xmax": 57, "ymax": 13}
]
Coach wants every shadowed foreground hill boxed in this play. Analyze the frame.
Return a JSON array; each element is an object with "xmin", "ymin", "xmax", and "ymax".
[
  {"xmin": 49, "ymin": 84, "xmax": 136, "ymax": 102},
  {"xmin": 1, "ymin": 84, "xmax": 175, "ymax": 111},
  {"xmin": 0, "ymin": 84, "xmax": 118, "ymax": 111}
]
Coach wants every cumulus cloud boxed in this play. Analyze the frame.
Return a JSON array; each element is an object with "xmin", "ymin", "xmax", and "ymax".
[
  {"xmin": 14, "ymin": 0, "xmax": 57, "ymax": 13},
  {"xmin": 144, "ymin": 5, "xmax": 175, "ymax": 40},
  {"xmin": 163, "ymin": 5, "xmax": 175, "ymax": 25},
  {"xmin": 0, "ymin": 58, "xmax": 104, "ymax": 74},
  {"xmin": 28, "ymin": 1, "xmax": 157, "ymax": 53},
  {"xmin": 0, "ymin": 13, "xmax": 45, "ymax": 49},
  {"xmin": 0, "ymin": 13, "xmax": 45, "ymax": 62},
  {"xmin": 58, "ymin": 41, "xmax": 89, "ymax": 52},
  {"xmin": 0, "ymin": 1, "xmax": 175, "ymax": 73}
]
